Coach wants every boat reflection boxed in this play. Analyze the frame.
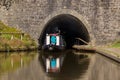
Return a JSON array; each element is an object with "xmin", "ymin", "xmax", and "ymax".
[
  {"xmin": 38, "ymin": 50, "xmax": 90, "ymax": 80},
  {"xmin": 39, "ymin": 51, "xmax": 67, "ymax": 73}
]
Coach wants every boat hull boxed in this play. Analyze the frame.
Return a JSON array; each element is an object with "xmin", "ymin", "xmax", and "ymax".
[{"xmin": 42, "ymin": 45, "xmax": 65, "ymax": 51}]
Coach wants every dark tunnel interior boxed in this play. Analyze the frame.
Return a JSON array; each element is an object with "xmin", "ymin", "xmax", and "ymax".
[{"xmin": 39, "ymin": 14, "xmax": 90, "ymax": 48}]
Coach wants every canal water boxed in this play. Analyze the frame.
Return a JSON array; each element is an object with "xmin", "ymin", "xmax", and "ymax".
[{"xmin": 0, "ymin": 50, "xmax": 120, "ymax": 80}]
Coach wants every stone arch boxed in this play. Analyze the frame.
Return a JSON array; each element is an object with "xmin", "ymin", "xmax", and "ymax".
[{"xmin": 38, "ymin": 9, "xmax": 95, "ymax": 48}]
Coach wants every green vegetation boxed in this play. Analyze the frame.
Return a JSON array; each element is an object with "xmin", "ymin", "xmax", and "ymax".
[
  {"xmin": 111, "ymin": 40, "xmax": 120, "ymax": 48},
  {"xmin": 0, "ymin": 52, "xmax": 36, "ymax": 76},
  {"xmin": 0, "ymin": 21, "xmax": 37, "ymax": 51},
  {"xmin": 0, "ymin": 21, "xmax": 20, "ymax": 32},
  {"xmin": 0, "ymin": 21, "xmax": 37, "ymax": 77}
]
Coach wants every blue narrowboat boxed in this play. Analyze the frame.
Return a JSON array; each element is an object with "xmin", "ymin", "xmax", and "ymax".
[{"xmin": 42, "ymin": 33, "xmax": 66, "ymax": 51}]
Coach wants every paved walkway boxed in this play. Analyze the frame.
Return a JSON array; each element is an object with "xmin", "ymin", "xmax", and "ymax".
[
  {"xmin": 73, "ymin": 45, "xmax": 120, "ymax": 58},
  {"xmin": 104, "ymin": 48, "xmax": 120, "ymax": 54},
  {"xmin": 97, "ymin": 47, "xmax": 120, "ymax": 58}
]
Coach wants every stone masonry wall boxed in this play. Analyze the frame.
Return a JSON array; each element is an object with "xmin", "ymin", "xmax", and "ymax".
[{"xmin": 0, "ymin": 0, "xmax": 119, "ymax": 45}]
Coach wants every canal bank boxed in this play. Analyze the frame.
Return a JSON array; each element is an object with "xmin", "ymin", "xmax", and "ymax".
[
  {"xmin": 96, "ymin": 47, "xmax": 120, "ymax": 63},
  {"xmin": 73, "ymin": 45, "xmax": 120, "ymax": 63},
  {"xmin": 0, "ymin": 33, "xmax": 37, "ymax": 52},
  {"xmin": 0, "ymin": 21, "xmax": 37, "ymax": 52}
]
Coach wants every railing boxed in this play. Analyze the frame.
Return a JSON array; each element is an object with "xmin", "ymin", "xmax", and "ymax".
[
  {"xmin": 75, "ymin": 38, "xmax": 89, "ymax": 45},
  {"xmin": 0, "ymin": 32, "xmax": 24, "ymax": 40},
  {"xmin": 73, "ymin": 38, "xmax": 95, "ymax": 51}
]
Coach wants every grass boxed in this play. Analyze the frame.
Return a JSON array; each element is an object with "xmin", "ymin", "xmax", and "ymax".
[
  {"xmin": 0, "ymin": 21, "xmax": 20, "ymax": 33},
  {"xmin": 111, "ymin": 40, "xmax": 120, "ymax": 48},
  {"xmin": 0, "ymin": 21, "xmax": 37, "ymax": 51}
]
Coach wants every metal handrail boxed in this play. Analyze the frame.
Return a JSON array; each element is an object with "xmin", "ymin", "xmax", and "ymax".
[{"xmin": 75, "ymin": 38, "xmax": 89, "ymax": 45}]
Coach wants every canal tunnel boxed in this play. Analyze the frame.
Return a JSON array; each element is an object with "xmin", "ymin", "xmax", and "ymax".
[{"xmin": 39, "ymin": 14, "xmax": 90, "ymax": 48}]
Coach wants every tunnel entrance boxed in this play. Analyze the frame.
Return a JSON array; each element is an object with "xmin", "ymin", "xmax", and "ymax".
[{"xmin": 39, "ymin": 14, "xmax": 90, "ymax": 48}]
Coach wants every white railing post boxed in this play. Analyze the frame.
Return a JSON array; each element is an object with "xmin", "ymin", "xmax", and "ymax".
[
  {"xmin": 11, "ymin": 35, "xmax": 14, "ymax": 40},
  {"xmin": 20, "ymin": 34, "xmax": 23, "ymax": 40}
]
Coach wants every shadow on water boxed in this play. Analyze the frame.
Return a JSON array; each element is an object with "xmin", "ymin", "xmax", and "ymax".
[{"xmin": 38, "ymin": 50, "xmax": 90, "ymax": 80}]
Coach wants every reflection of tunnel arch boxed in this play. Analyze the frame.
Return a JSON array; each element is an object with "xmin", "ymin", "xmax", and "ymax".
[{"xmin": 39, "ymin": 10, "xmax": 95, "ymax": 48}]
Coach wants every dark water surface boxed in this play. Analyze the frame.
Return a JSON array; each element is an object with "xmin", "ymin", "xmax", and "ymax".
[{"xmin": 1, "ymin": 50, "xmax": 120, "ymax": 80}]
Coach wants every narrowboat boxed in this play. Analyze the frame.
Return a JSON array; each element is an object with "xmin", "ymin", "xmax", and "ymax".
[{"xmin": 42, "ymin": 33, "xmax": 66, "ymax": 51}]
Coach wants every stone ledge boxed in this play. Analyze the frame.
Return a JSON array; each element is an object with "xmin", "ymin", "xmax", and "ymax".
[
  {"xmin": 73, "ymin": 45, "xmax": 120, "ymax": 62},
  {"xmin": 96, "ymin": 49, "xmax": 120, "ymax": 63},
  {"xmin": 96, "ymin": 47, "xmax": 120, "ymax": 57}
]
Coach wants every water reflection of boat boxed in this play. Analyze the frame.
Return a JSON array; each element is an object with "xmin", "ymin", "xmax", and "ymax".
[
  {"xmin": 40, "ymin": 51, "xmax": 66, "ymax": 73},
  {"xmin": 46, "ymin": 57, "xmax": 60, "ymax": 72},
  {"xmin": 42, "ymin": 33, "xmax": 66, "ymax": 51}
]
